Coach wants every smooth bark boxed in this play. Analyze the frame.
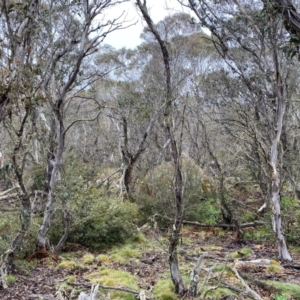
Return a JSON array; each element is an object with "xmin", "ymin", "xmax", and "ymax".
[{"xmin": 136, "ymin": 0, "xmax": 186, "ymax": 294}]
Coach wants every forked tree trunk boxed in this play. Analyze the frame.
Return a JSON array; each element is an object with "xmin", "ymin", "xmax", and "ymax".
[{"xmin": 119, "ymin": 115, "xmax": 156, "ymax": 195}]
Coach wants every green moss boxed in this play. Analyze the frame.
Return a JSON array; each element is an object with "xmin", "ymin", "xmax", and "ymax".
[
  {"xmin": 231, "ymin": 246, "xmax": 252, "ymax": 259},
  {"xmin": 273, "ymin": 294, "xmax": 289, "ymax": 300},
  {"xmin": 64, "ymin": 275, "xmax": 76, "ymax": 283},
  {"xmin": 82, "ymin": 253, "xmax": 95, "ymax": 264},
  {"xmin": 212, "ymin": 265, "xmax": 235, "ymax": 276},
  {"xmin": 96, "ymin": 254, "xmax": 109, "ymax": 263},
  {"xmin": 153, "ymin": 279, "xmax": 177, "ymax": 300},
  {"xmin": 59, "ymin": 252, "xmax": 74, "ymax": 260},
  {"xmin": 201, "ymin": 286, "xmax": 236, "ymax": 299},
  {"xmin": 267, "ymin": 264, "xmax": 283, "ymax": 274},
  {"xmin": 6, "ymin": 274, "xmax": 16, "ymax": 285},
  {"xmin": 264, "ymin": 280, "xmax": 300, "ymax": 299},
  {"xmin": 205, "ymin": 245, "xmax": 223, "ymax": 251},
  {"xmin": 15, "ymin": 259, "xmax": 37, "ymax": 275},
  {"xmin": 110, "ymin": 245, "xmax": 142, "ymax": 264},
  {"xmin": 84, "ymin": 268, "xmax": 138, "ymax": 300},
  {"xmin": 57, "ymin": 260, "xmax": 77, "ymax": 269},
  {"xmin": 55, "ymin": 282, "xmax": 73, "ymax": 291}
]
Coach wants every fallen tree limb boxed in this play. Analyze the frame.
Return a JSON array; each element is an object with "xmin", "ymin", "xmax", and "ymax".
[
  {"xmin": 0, "ymin": 193, "xmax": 19, "ymax": 201},
  {"xmin": 68, "ymin": 282, "xmax": 154, "ymax": 300},
  {"xmin": 231, "ymin": 266, "xmax": 262, "ymax": 300},
  {"xmin": 0, "ymin": 187, "xmax": 19, "ymax": 197},
  {"xmin": 282, "ymin": 263, "xmax": 300, "ymax": 270},
  {"xmin": 154, "ymin": 214, "xmax": 265, "ymax": 229},
  {"xmin": 181, "ymin": 220, "xmax": 265, "ymax": 229},
  {"xmin": 236, "ymin": 271, "xmax": 278, "ymax": 295}
]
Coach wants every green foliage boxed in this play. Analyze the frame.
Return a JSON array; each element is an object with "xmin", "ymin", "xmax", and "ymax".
[
  {"xmin": 135, "ymin": 157, "xmax": 220, "ymax": 227},
  {"xmin": 273, "ymin": 294, "xmax": 288, "ymax": 300},
  {"xmin": 66, "ymin": 186, "xmax": 139, "ymax": 249},
  {"xmin": 185, "ymin": 197, "xmax": 221, "ymax": 224},
  {"xmin": 281, "ymin": 196, "xmax": 300, "ymax": 243},
  {"xmin": 0, "ymin": 212, "xmax": 19, "ymax": 254}
]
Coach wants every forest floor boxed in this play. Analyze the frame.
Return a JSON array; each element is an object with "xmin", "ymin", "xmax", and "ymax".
[{"xmin": 1, "ymin": 227, "xmax": 300, "ymax": 300}]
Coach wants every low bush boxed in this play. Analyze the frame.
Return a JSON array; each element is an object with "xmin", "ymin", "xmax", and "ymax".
[{"xmin": 64, "ymin": 186, "xmax": 139, "ymax": 249}]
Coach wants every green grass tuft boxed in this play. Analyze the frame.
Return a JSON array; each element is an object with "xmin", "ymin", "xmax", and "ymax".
[
  {"xmin": 264, "ymin": 280, "xmax": 300, "ymax": 299},
  {"xmin": 85, "ymin": 267, "xmax": 138, "ymax": 299},
  {"xmin": 82, "ymin": 253, "xmax": 95, "ymax": 264},
  {"xmin": 153, "ymin": 279, "xmax": 177, "ymax": 300},
  {"xmin": 230, "ymin": 246, "xmax": 252, "ymax": 259},
  {"xmin": 64, "ymin": 275, "xmax": 76, "ymax": 283},
  {"xmin": 57, "ymin": 260, "xmax": 77, "ymax": 269},
  {"xmin": 109, "ymin": 244, "xmax": 142, "ymax": 264},
  {"xmin": 6, "ymin": 274, "xmax": 16, "ymax": 285}
]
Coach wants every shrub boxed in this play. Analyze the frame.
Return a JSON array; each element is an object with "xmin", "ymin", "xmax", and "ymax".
[
  {"xmin": 65, "ymin": 187, "xmax": 139, "ymax": 249},
  {"xmin": 134, "ymin": 157, "xmax": 220, "ymax": 227}
]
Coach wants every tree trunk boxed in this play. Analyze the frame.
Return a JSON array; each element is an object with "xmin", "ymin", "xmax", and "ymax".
[
  {"xmin": 0, "ymin": 111, "xmax": 32, "ymax": 288},
  {"xmin": 54, "ymin": 209, "xmax": 70, "ymax": 255},
  {"xmin": 270, "ymin": 40, "xmax": 292, "ymax": 261},
  {"xmin": 188, "ymin": 254, "xmax": 205, "ymax": 297},
  {"xmin": 136, "ymin": 0, "xmax": 186, "ymax": 294},
  {"xmin": 119, "ymin": 115, "xmax": 156, "ymax": 195},
  {"xmin": 37, "ymin": 111, "xmax": 65, "ymax": 250}
]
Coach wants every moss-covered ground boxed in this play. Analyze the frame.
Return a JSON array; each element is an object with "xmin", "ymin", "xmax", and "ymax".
[{"xmin": 1, "ymin": 226, "xmax": 300, "ymax": 300}]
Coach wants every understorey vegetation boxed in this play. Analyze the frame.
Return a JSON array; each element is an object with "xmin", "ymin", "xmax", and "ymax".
[{"xmin": 1, "ymin": 0, "xmax": 300, "ymax": 299}]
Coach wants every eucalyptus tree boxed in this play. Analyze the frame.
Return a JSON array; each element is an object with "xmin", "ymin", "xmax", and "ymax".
[
  {"xmin": 92, "ymin": 45, "xmax": 162, "ymax": 195},
  {"xmin": 135, "ymin": 1, "xmax": 195, "ymax": 295},
  {"xmin": 183, "ymin": 0, "xmax": 299, "ymax": 260},
  {"xmin": 35, "ymin": 0, "xmax": 129, "ymax": 252},
  {"xmin": 0, "ymin": 0, "xmax": 48, "ymax": 287},
  {"xmin": 0, "ymin": 0, "xmax": 129, "ymax": 283}
]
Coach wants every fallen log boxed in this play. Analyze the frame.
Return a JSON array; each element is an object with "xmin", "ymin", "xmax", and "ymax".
[
  {"xmin": 181, "ymin": 220, "xmax": 265, "ymax": 229},
  {"xmin": 282, "ymin": 263, "xmax": 300, "ymax": 270},
  {"xmin": 154, "ymin": 214, "xmax": 265, "ymax": 229},
  {"xmin": 68, "ymin": 282, "xmax": 154, "ymax": 300}
]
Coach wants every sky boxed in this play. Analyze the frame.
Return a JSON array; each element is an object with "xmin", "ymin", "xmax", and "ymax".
[{"xmin": 103, "ymin": 0, "xmax": 190, "ymax": 49}]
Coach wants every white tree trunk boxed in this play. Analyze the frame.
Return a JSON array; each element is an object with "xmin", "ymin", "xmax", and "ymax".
[{"xmin": 269, "ymin": 44, "xmax": 292, "ymax": 261}]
